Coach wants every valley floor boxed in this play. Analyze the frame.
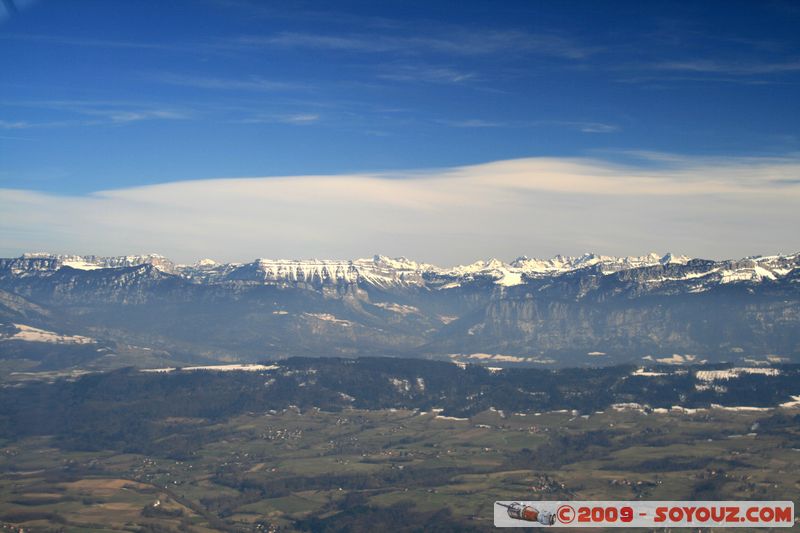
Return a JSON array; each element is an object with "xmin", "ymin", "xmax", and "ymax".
[{"xmin": 1, "ymin": 406, "xmax": 798, "ymax": 532}]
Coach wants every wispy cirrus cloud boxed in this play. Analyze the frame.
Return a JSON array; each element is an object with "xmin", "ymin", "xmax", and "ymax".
[
  {"xmin": 0, "ymin": 119, "xmax": 31, "ymax": 129},
  {"xmin": 436, "ymin": 119, "xmax": 504, "ymax": 128},
  {"xmin": 153, "ymin": 73, "xmax": 309, "ymax": 92},
  {"xmin": 236, "ymin": 29, "xmax": 595, "ymax": 59},
  {"xmin": 614, "ymin": 56, "xmax": 800, "ymax": 85},
  {"xmin": 436, "ymin": 118, "xmax": 620, "ymax": 133},
  {"xmin": 2, "ymin": 25, "xmax": 594, "ymax": 62},
  {"xmin": 377, "ymin": 65, "xmax": 476, "ymax": 84},
  {"xmin": 0, "ymin": 100, "xmax": 190, "ymax": 128},
  {"xmin": 0, "ymin": 118, "xmax": 82, "ymax": 129},
  {"xmin": 2, "ymin": 155, "xmax": 798, "ymax": 264},
  {"xmin": 80, "ymin": 108, "xmax": 189, "ymax": 123},
  {"xmin": 653, "ymin": 59, "xmax": 800, "ymax": 75},
  {"xmin": 0, "ymin": 32, "xmax": 195, "ymax": 52},
  {"xmin": 561, "ymin": 121, "xmax": 619, "ymax": 133},
  {"xmin": 279, "ymin": 113, "xmax": 320, "ymax": 125},
  {"xmin": 237, "ymin": 113, "xmax": 321, "ymax": 125}
]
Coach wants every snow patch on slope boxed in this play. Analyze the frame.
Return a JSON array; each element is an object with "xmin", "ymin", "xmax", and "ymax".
[{"xmin": 1, "ymin": 324, "xmax": 94, "ymax": 344}]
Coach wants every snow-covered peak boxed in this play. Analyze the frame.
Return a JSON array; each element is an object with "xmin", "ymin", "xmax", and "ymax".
[
  {"xmin": 14, "ymin": 253, "xmax": 175, "ymax": 272},
  {"xmin": 21, "ymin": 252, "xmax": 57, "ymax": 259},
  {"xmin": 234, "ymin": 257, "xmax": 434, "ymax": 287},
  {"xmin": 370, "ymin": 254, "xmax": 433, "ymax": 272},
  {"xmin": 445, "ymin": 258, "xmax": 507, "ymax": 275},
  {"xmin": 508, "ymin": 252, "xmax": 683, "ymax": 277},
  {"xmin": 660, "ymin": 252, "xmax": 690, "ymax": 265},
  {"xmin": 62, "ymin": 259, "xmax": 103, "ymax": 271},
  {"xmin": 437, "ymin": 258, "xmax": 521, "ymax": 287},
  {"xmin": 4, "ymin": 251, "xmax": 798, "ymax": 291}
]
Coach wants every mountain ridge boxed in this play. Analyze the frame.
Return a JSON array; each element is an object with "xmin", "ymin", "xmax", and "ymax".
[
  {"xmin": 7, "ymin": 251, "xmax": 798, "ymax": 290},
  {"xmin": 1, "ymin": 250, "xmax": 798, "ymax": 368}
]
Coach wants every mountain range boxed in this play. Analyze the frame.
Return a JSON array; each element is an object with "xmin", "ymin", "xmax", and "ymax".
[{"xmin": 1, "ymin": 251, "xmax": 798, "ymax": 371}]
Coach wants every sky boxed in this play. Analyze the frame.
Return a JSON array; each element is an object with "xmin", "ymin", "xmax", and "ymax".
[{"xmin": 1, "ymin": 0, "xmax": 799, "ymax": 264}]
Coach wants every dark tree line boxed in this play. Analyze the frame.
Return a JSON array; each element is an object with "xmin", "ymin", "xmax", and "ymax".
[{"xmin": 1, "ymin": 358, "xmax": 797, "ymax": 459}]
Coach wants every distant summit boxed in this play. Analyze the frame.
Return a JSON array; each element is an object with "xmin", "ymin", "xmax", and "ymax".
[
  {"xmin": 1, "ymin": 250, "xmax": 798, "ymax": 367},
  {"xmin": 5, "ymin": 251, "xmax": 793, "ymax": 289}
]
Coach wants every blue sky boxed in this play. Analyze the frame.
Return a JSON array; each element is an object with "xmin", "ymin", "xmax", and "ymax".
[{"xmin": 1, "ymin": 1, "xmax": 799, "ymax": 263}]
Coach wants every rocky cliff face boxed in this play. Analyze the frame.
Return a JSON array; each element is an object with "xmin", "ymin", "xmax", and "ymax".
[{"xmin": 0, "ymin": 251, "xmax": 798, "ymax": 365}]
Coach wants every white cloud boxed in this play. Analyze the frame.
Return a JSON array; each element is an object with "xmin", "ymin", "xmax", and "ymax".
[{"xmin": 1, "ymin": 155, "xmax": 799, "ymax": 264}]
